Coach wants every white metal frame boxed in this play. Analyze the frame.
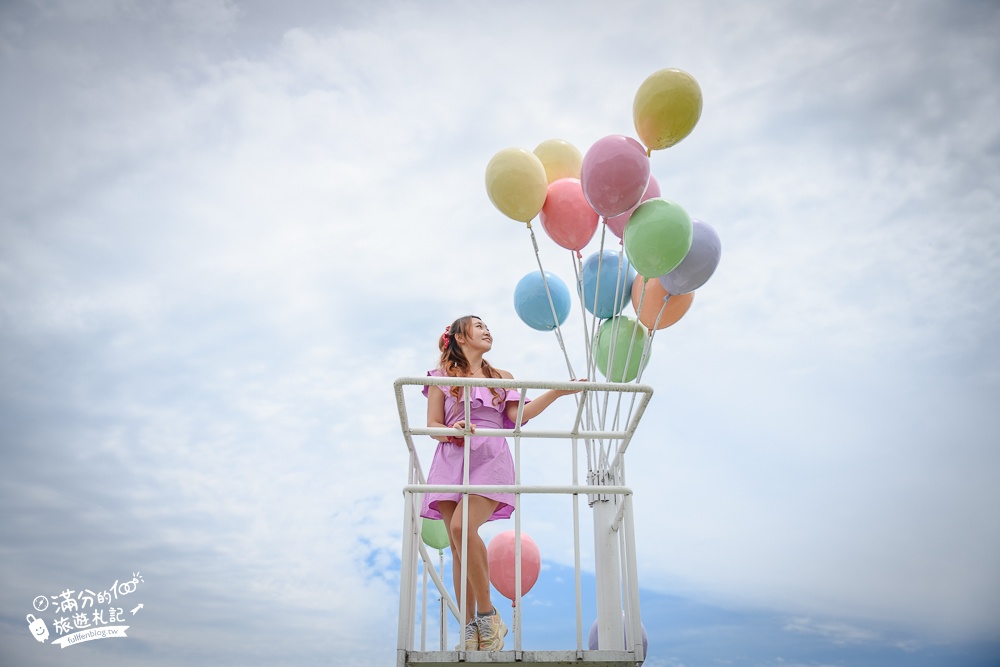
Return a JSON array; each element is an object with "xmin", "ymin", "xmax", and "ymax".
[{"xmin": 395, "ymin": 377, "xmax": 653, "ymax": 667}]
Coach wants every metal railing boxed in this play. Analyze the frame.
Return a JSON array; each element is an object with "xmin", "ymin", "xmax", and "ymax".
[{"xmin": 394, "ymin": 376, "xmax": 653, "ymax": 666}]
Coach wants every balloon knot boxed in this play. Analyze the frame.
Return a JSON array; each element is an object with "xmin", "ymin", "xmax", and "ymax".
[
  {"xmin": 525, "ymin": 220, "xmax": 532, "ymax": 230},
  {"xmin": 646, "ymin": 147, "xmax": 652, "ymax": 158}
]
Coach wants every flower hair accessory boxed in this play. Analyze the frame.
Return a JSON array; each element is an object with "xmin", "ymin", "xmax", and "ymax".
[{"xmin": 441, "ymin": 325, "xmax": 451, "ymax": 347}]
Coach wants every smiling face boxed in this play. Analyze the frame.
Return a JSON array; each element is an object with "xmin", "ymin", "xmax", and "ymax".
[{"xmin": 456, "ymin": 317, "xmax": 492, "ymax": 354}]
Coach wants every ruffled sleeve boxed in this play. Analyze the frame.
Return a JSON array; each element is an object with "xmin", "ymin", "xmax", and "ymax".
[
  {"xmin": 501, "ymin": 389, "xmax": 531, "ymax": 429},
  {"xmin": 422, "ymin": 369, "xmax": 448, "ymax": 398}
]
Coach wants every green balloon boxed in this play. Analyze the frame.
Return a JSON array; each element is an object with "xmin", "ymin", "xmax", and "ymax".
[
  {"xmin": 596, "ymin": 316, "xmax": 649, "ymax": 383},
  {"xmin": 421, "ymin": 519, "xmax": 450, "ymax": 551},
  {"xmin": 623, "ymin": 198, "xmax": 693, "ymax": 278}
]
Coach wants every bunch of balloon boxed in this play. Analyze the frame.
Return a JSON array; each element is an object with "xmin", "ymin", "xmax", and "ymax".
[
  {"xmin": 486, "ymin": 141, "xmax": 586, "ymax": 379},
  {"xmin": 626, "ymin": 211, "xmax": 722, "ymax": 357},
  {"xmin": 475, "ymin": 66, "xmax": 723, "ymax": 660},
  {"xmin": 420, "ymin": 519, "xmax": 450, "ymax": 650},
  {"xmin": 487, "ymin": 530, "xmax": 541, "ymax": 643}
]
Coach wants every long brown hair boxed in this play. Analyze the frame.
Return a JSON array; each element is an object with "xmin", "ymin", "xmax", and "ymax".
[{"xmin": 438, "ymin": 315, "xmax": 504, "ymax": 405}]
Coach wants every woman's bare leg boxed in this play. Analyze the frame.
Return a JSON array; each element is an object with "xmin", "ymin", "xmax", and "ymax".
[{"xmin": 437, "ymin": 495, "xmax": 500, "ymax": 623}]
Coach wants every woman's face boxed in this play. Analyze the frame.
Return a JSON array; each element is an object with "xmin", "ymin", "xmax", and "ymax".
[{"xmin": 459, "ymin": 317, "xmax": 493, "ymax": 353}]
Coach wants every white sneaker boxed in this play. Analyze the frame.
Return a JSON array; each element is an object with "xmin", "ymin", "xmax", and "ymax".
[
  {"xmin": 477, "ymin": 611, "xmax": 507, "ymax": 651},
  {"xmin": 455, "ymin": 619, "xmax": 479, "ymax": 651}
]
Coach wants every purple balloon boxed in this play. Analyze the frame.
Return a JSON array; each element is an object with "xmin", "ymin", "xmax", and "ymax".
[
  {"xmin": 588, "ymin": 616, "xmax": 648, "ymax": 662},
  {"xmin": 581, "ymin": 135, "xmax": 650, "ymax": 218},
  {"xmin": 606, "ymin": 174, "xmax": 661, "ymax": 239},
  {"xmin": 658, "ymin": 219, "xmax": 721, "ymax": 294}
]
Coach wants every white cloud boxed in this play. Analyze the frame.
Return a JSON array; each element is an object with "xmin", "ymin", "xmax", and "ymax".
[{"xmin": 1, "ymin": 1, "xmax": 999, "ymax": 663}]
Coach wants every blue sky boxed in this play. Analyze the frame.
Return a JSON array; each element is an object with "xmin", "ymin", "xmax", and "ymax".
[{"xmin": 1, "ymin": 0, "xmax": 999, "ymax": 665}]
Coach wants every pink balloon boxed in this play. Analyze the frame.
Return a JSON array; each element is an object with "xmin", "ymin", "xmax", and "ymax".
[
  {"xmin": 487, "ymin": 530, "xmax": 541, "ymax": 603},
  {"xmin": 539, "ymin": 178, "xmax": 600, "ymax": 252},
  {"xmin": 580, "ymin": 135, "xmax": 650, "ymax": 218},
  {"xmin": 606, "ymin": 175, "xmax": 661, "ymax": 239}
]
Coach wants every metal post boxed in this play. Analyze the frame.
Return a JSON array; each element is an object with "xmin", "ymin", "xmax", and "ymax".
[
  {"xmin": 439, "ymin": 550, "xmax": 446, "ymax": 651},
  {"xmin": 592, "ymin": 482, "xmax": 624, "ymax": 650}
]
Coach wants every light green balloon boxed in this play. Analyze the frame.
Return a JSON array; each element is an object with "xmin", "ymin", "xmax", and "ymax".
[
  {"xmin": 623, "ymin": 198, "xmax": 693, "ymax": 279},
  {"xmin": 596, "ymin": 316, "xmax": 649, "ymax": 383},
  {"xmin": 421, "ymin": 519, "xmax": 450, "ymax": 551}
]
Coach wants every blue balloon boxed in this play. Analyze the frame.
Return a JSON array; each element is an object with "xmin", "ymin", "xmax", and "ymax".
[
  {"xmin": 580, "ymin": 250, "xmax": 635, "ymax": 318},
  {"xmin": 514, "ymin": 271, "xmax": 571, "ymax": 331}
]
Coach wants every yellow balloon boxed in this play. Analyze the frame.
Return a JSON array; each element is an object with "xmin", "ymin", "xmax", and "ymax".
[
  {"xmin": 533, "ymin": 139, "xmax": 583, "ymax": 183},
  {"xmin": 633, "ymin": 68, "xmax": 703, "ymax": 151},
  {"xmin": 485, "ymin": 148, "xmax": 548, "ymax": 223}
]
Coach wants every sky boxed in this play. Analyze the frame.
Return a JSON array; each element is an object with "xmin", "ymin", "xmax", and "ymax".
[{"xmin": 1, "ymin": 0, "xmax": 999, "ymax": 665}]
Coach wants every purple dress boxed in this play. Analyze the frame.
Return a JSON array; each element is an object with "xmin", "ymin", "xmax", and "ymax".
[{"xmin": 420, "ymin": 369, "xmax": 529, "ymax": 522}]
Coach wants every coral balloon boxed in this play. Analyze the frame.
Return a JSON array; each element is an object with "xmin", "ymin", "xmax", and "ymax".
[
  {"xmin": 606, "ymin": 175, "xmax": 661, "ymax": 239},
  {"xmin": 421, "ymin": 519, "xmax": 450, "ymax": 551},
  {"xmin": 514, "ymin": 271, "xmax": 571, "ymax": 332},
  {"xmin": 658, "ymin": 219, "xmax": 721, "ymax": 295},
  {"xmin": 539, "ymin": 178, "xmax": 599, "ymax": 252},
  {"xmin": 580, "ymin": 250, "xmax": 636, "ymax": 318},
  {"xmin": 534, "ymin": 139, "xmax": 583, "ymax": 184},
  {"xmin": 633, "ymin": 68, "xmax": 702, "ymax": 151},
  {"xmin": 596, "ymin": 316, "xmax": 649, "ymax": 383},
  {"xmin": 623, "ymin": 198, "xmax": 692, "ymax": 279},
  {"xmin": 630, "ymin": 275, "xmax": 694, "ymax": 330},
  {"xmin": 485, "ymin": 148, "xmax": 548, "ymax": 223},
  {"xmin": 580, "ymin": 135, "xmax": 650, "ymax": 218},
  {"xmin": 487, "ymin": 530, "xmax": 541, "ymax": 602}
]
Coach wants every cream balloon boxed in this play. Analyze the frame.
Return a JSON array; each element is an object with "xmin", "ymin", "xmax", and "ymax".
[
  {"xmin": 485, "ymin": 148, "xmax": 549, "ymax": 223},
  {"xmin": 534, "ymin": 139, "xmax": 583, "ymax": 184}
]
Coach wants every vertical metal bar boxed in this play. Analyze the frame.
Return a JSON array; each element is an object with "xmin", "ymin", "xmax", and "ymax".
[
  {"xmin": 572, "ymin": 436, "xmax": 583, "ymax": 654},
  {"xmin": 624, "ymin": 492, "xmax": 644, "ymax": 662},
  {"xmin": 593, "ymin": 494, "xmax": 624, "ymax": 650},
  {"xmin": 397, "ymin": 488, "xmax": 415, "ymax": 652},
  {"xmin": 513, "ymin": 383, "xmax": 525, "ymax": 651},
  {"xmin": 439, "ymin": 550, "xmax": 446, "ymax": 651},
  {"xmin": 421, "ymin": 555, "xmax": 428, "ymax": 651},
  {"xmin": 460, "ymin": 386, "xmax": 472, "ymax": 644}
]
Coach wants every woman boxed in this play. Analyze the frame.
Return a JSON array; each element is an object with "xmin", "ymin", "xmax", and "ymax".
[{"xmin": 421, "ymin": 315, "xmax": 580, "ymax": 652}]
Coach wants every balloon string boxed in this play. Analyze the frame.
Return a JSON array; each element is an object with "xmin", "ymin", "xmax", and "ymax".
[
  {"xmin": 608, "ymin": 278, "xmax": 648, "ymax": 434},
  {"xmin": 527, "ymin": 224, "xmax": 576, "ymax": 381},
  {"xmin": 571, "ymin": 251, "xmax": 595, "ymax": 474},
  {"xmin": 619, "ymin": 294, "xmax": 670, "ymax": 434},
  {"xmin": 597, "ymin": 247, "xmax": 629, "ymax": 446},
  {"xmin": 584, "ymin": 221, "xmax": 610, "ymax": 470}
]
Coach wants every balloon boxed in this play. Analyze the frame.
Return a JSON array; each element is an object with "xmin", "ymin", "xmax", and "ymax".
[
  {"xmin": 534, "ymin": 139, "xmax": 583, "ymax": 184},
  {"xmin": 630, "ymin": 275, "xmax": 694, "ymax": 330},
  {"xmin": 580, "ymin": 135, "xmax": 650, "ymax": 218},
  {"xmin": 539, "ymin": 178, "xmax": 599, "ymax": 252},
  {"xmin": 606, "ymin": 175, "xmax": 661, "ymax": 239},
  {"xmin": 633, "ymin": 68, "xmax": 702, "ymax": 151},
  {"xmin": 588, "ymin": 616, "xmax": 648, "ymax": 659},
  {"xmin": 487, "ymin": 530, "xmax": 541, "ymax": 602},
  {"xmin": 514, "ymin": 271, "xmax": 571, "ymax": 331},
  {"xmin": 595, "ymin": 316, "xmax": 649, "ymax": 383},
  {"xmin": 623, "ymin": 198, "xmax": 693, "ymax": 279},
  {"xmin": 421, "ymin": 519, "xmax": 450, "ymax": 551},
  {"xmin": 580, "ymin": 250, "xmax": 636, "ymax": 319},
  {"xmin": 485, "ymin": 148, "xmax": 548, "ymax": 223},
  {"xmin": 658, "ymin": 219, "xmax": 721, "ymax": 295}
]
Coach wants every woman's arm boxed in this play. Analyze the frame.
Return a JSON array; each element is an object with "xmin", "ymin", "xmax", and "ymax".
[
  {"xmin": 501, "ymin": 370, "xmax": 583, "ymax": 425},
  {"xmin": 427, "ymin": 386, "xmax": 473, "ymax": 443}
]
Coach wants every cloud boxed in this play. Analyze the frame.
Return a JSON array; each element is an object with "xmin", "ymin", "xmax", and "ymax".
[{"xmin": 1, "ymin": 1, "xmax": 999, "ymax": 664}]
